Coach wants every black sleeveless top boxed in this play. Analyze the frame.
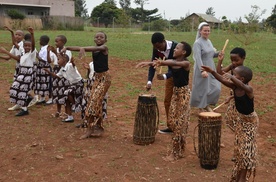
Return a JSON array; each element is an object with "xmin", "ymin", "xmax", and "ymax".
[
  {"xmin": 92, "ymin": 51, "xmax": 109, "ymax": 73},
  {"xmin": 234, "ymin": 91, "xmax": 254, "ymax": 115},
  {"xmin": 172, "ymin": 67, "xmax": 189, "ymax": 87}
]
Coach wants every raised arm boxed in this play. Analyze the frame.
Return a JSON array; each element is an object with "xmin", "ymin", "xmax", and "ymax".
[
  {"xmin": 136, "ymin": 61, "xmax": 154, "ymax": 68},
  {"xmin": 43, "ymin": 68, "xmax": 59, "ymax": 78},
  {"xmin": 201, "ymin": 65, "xmax": 235, "ymax": 89},
  {"xmin": 156, "ymin": 59, "xmax": 190, "ymax": 69},
  {"xmin": 4, "ymin": 26, "xmax": 18, "ymax": 49},
  {"xmin": 217, "ymin": 51, "xmax": 232, "ymax": 75},
  {"xmin": 66, "ymin": 45, "xmax": 107, "ymax": 52},
  {"xmin": 27, "ymin": 27, "xmax": 35, "ymax": 52},
  {"xmin": 229, "ymin": 75, "xmax": 253, "ymax": 98}
]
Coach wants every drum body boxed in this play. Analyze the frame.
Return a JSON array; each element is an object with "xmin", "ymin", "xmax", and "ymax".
[
  {"xmin": 197, "ymin": 112, "xmax": 222, "ymax": 169},
  {"xmin": 133, "ymin": 94, "xmax": 159, "ymax": 145}
]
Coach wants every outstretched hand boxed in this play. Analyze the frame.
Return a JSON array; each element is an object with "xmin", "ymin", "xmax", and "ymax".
[
  {"xmin": 27, "ymin": 27, "xmax": 34, "ymax": 34},
  {"xmin": 135, "ymin": 62, "xmax": 152, "ymax": 68},
  {"xmin": 4, "ymin": 26, "xmax": 12, "ymax": 32},
  {"xmin": 218, "ymin": 51, "xmax": 225, "ymax": 61},
  {"xmin": 47, "ymin": 45, "xmax": 55, "ymax": 52},
  {"xmin": 0, "ymin": 47, "xmax": 7, "ymax": 53},
  {"xmin": 201, "ymin": 65, "xmax": 213, "ymax": 73}
]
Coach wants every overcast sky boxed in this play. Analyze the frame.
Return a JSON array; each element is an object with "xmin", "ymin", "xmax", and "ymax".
[{"xmin": 85, "ymin": 0, "xmax": 275, "ymax": 21}]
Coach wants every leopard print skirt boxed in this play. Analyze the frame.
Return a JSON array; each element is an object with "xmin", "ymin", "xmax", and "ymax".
[
  {"xmin": 225, "ymin": 98, "xmax": 239, "ymax": 132},
  {"xmin": 167, "ymin": 86, "xmax": 191, "ymax": 160},
  {"xmin": 83, "ymin": 75, "xmax": 108, "ymax": 120},
  {"xmin": 230, "ymin": 111, "xmax": 259, "ymax": 182},
  {"xmin": 85, "ymin": 71, "xmax": 111, "ymax": 127}
]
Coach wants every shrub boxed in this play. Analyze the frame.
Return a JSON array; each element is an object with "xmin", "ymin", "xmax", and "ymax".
[{"xmin": 7, "ymin": 9, "xmax": 25, "ymax": 20}]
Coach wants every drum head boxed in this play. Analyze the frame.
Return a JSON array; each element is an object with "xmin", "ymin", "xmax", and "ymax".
[
  {"xmin": 140, "ymin": 94, "xmax": 155, "ymax": 97},
  {"xmin": 199, "ymin": 112, "xmax": 221, "ymax": 117}
]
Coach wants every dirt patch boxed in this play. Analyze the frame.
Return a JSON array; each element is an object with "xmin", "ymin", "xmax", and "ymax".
[{"xmin": 0, "ymin": 57, "xmax": 275, "ymax": 181}]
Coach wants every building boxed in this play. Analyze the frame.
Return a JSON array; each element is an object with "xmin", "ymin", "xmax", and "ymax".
[
  {"xmin": 185, "ymin": 13, "xmax": 222, "ymax": 29},
  {"xmin": 0, "ymin": 0, "xmax": 75, "ymax": 17}
]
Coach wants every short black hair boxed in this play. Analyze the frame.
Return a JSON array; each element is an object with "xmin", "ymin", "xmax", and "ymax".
[
  {"xmin": 40, "ymin": 35, "xmax": 50, "ymax": 45},
  {"xmin": 236, "ymin": 66, "xmax": 252, "ymax": 83},
  {"xmin": 24, "ymin": 33, "xmax": 31, "ymax": 41},
  {"xmin": 230, "ymin": 47, "xmax": 246, "ymax": 58},
  {"xmin": 57, "ymin": 35, "xmax": 67, "ymax": 44},
  {"xmin": 180, "ymin": 41, "xmax": 192, "ymax": 58},
  {"xmin": 151, "ymin": 32, "xmax": 164, "ymax": 44},
  {"xmin": 59, "ymin": 53, "xmax": 69, "ymax": 63}
]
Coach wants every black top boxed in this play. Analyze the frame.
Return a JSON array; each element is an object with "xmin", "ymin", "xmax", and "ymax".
[
  {"xmin": 92, "ymin": 51, "xmax": 109, "ymax": 73},
  {"xmin": 172, "ymin": 67, "xmax": 189, "ymax": 87},
  {"xmin": 147, "ymin": 41, "xmax": 178, "ymax": 82},
  {"xmin": 234, "ymin": 91, "xmax": 254, "ymax": 115}
]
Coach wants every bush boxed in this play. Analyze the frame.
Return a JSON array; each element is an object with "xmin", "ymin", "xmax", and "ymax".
[{"xmin": 7, "ymin": 9, "xmax": 25, "ymax": 20}]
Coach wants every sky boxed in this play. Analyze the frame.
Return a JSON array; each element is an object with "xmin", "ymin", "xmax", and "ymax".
[{"xmin": 85, "ymin": 0, "xmax": 275, "ymax": 21}]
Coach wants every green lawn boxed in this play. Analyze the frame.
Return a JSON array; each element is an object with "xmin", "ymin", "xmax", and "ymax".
[{"xmin": 0, "ymin": 28, "xmax": 275, "ymax": 73}]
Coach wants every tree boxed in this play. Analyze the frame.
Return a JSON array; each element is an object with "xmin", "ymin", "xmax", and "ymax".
[
  {"xmin": 229, "ymin": 5, "xmax": 267, "ymax": 45},
  {"xmin": 119, "ymin": 0, "xmax": 132, "ymax": 16},
  {"xmin": 244, "ymin": 5, "xmax": 266, "ymax": 23},
  {"xmin": 74, "ymin": 0, "xmax": 88, "ymax": 17},
  {"xmin": 119, "ymin": 0, "xmax": 131, "ymax": 10},
  {"xmin": 91, "ymin": 2, "xmax": 122, "ymax": 28},
  {"xmin": 272, "ymin": 4, "xmax": 276, "ymax": 15},
  {"xmin": 206, "ymin": 7, "xmax": 215, "ymax": 16},
  {"xmin": 104, "ymin": 0, "xmax": 117, "ymax": 6},
  {"xmin": 133, "ymin": 0, "xmax": 149, "ymax": 22},
  {"xmin": 266, "ymin": 4, "xmax": 276, "ymax": 33},
  {"xmin": 134, "ymin": 0, "xmax": 149, "ymax": 9},
  {"xmin": 130, "ymin": 7, "xmax": 161, "ymax": 23}
]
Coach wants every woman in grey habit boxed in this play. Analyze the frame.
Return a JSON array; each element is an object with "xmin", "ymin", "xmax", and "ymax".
[{"xmin": 190, "ymin": 22, "xmax": 221, "ymax": 111}]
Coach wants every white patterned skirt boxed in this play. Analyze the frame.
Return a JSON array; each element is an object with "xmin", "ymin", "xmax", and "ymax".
[
  {"xmin": 34, "ymin": 61, "xmax": 51, "ymax": 97},
  {"xmin": 10, "ymin": 66, "xmax": 33, "ymax": 107}
]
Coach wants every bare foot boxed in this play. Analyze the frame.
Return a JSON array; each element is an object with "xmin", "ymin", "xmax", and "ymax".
[
  {"xmin": 162, "ymin": 154, "xmax": 175, "ymax": 162},
  {"xmin": 79, "ymin": 127, "xmax": 94, "ymax": 139},
  {"xmin": 90, "ymin": 126, "xmax": 104, "ymax": 137}
]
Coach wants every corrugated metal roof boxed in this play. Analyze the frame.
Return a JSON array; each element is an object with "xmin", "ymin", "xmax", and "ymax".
[
  {"xmin": 0, "ymin": 2, "xmax": 51, "ymax": 8},
  {"xmin": 189, "ymin": 13, "xmax": 222, "ymax": 23}
]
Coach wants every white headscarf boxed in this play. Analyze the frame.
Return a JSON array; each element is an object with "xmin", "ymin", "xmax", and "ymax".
[{"xmin": 195, "ymin": 22, "xmax": 209, "ymax": 41}]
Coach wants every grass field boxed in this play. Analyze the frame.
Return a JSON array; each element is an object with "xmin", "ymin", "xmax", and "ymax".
[{"xmin": 0, "ymin": 28, "xmax": 275, "ymax": 73}]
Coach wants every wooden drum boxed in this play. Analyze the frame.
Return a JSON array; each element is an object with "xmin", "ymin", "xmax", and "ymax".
[
  {"xmin": 133, "ymin": 94, "xmax": 159, "ymax": 145},
  {"xmin": 194, "ymin": 112, "xmax": 222, "ymax": 169}
]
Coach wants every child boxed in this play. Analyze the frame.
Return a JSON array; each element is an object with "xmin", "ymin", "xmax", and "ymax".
[
  {"xmin": 217, "ymin": 47, "xmax": 246, "ymax": 131},
  {"xmin": 217, "ymin": 47, "xmax": 247, "ymax": 162},
  {"xmin": 0, "ymin": 27, "xmax": 37, "ymax": 116},
  {"xmin": 1, "ymin": 26, "xmax": 24, "ymax": 111},
  {"xmin": 48, "ymin": 35, "xmax": 72, "ymax": 118},
  {"xmin": 201, "ymin": 65, "xmax": 258, "ymax": 182},
  {"xmin": 64, "ymin": 31, "xmax": 111, "ymax": 139},
  {"xmin": 136, "ymin": 41, "xmax": 192, "ymax": 161},
  {"xmin": 35, "ymin": 35, "xmax": 56, "ymax": 104},
  {"xmin": 76, "ymin": 61, "xmax": 108, "ymax": 128},
  {"xmin": 44, "ymin": 54, "xmax": 84, "ymax": 122}
]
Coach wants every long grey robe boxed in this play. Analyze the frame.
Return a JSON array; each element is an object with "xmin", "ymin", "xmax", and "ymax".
[{"xmin": 190, "ymin": 37, "xmax": 221, "ymax": 108}]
